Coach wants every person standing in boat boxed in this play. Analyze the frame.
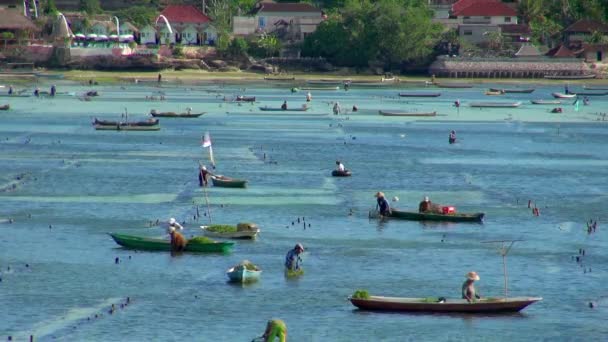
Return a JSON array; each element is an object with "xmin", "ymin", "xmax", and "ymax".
[
  {"xmin": 333, "ymin": 102, "xmax": 341, "ymax": 115},
  {"xmin": 8, "ymin": 85, "xmax": 13, "ymax": 95},
  {"xmin": 375, "ymin": 192, "xmax": 391, "ymax": 216},
  {"xmin": 260, "ymin": 319, "xmax": 287, "ymax": 342},
  {"xmin": 199, "ymin": 165, "xmax": 212, "ymax": 187},
  {"xmin": 449, "ymin": 130, "xmax": 456, "ymax": 144},
  {"xmin": 50, "ymin": 84, "xmax": 56, "ymax": 97},
  {"xmin": 419, "ymin": 196, "xmax": 432, "ymax": 213},
  {"xmin": 281, "ymin": 101, "xmax": 288, "ymax": 110},
  {"xmin": 285, "ymin": 243, "xmax": 304, "ymax": 271},
  {"xmin": 306, "ymin": 92, "xmax": 312, "ymax": 102},
  {"xmin": 462, "ymin": 271, "xmax": 481, "ymax": 302},
  {"xmin": 168, "ymin": 226, "xmax": 187, "ymax": 252},
  {"xmin": 34, "ymin": 87, "xmax": 39, "ymax": 97}
]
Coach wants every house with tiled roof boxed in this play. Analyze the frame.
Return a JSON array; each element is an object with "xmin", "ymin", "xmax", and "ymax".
[
  {"xmin": 233, "ymin": 0, "xmax": 324, "ymax": 41},
  {"xmin": 563, "ymin": 19, "xmax": 608, "ymax": 44},
  {"xmin": 0, "ymin": 8, "xmax": 39, "ymax": 43},
  {"xmin": 545, "ymin": 44, "xmax": 577, "ymax": 58},
  {"xmin": 153, "ymin": 4, "xmax": 216, "ymax": 46},
  {"xmin": 449, "ymin": 0, "xmax": 521, "ymax": 44}
]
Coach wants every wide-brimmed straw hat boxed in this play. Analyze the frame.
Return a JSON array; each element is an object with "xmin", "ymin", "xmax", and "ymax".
[
  {"xmin": 295, "ymin": 243, "xmax": 304, "ymax": 251},
  {"xmin": 466, "ymin": 271, "xmax": 480, "ymax": 281},
  {"xmin": 375, "ymin": 192, "xmax": 385, "ymax": 198}
]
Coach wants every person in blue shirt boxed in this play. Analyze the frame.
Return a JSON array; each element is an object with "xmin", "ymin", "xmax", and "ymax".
[
  {"xmin": 375, "ymin": 192, "xmax": 391, "ymax": 216},
  {"xmin": 284, "ymin": 243, "xmax": 304, "ymax": 271}
]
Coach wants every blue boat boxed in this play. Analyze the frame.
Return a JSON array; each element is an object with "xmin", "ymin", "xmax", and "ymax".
[{"xmin": 226, "ymin": 265, "xmax": 262, "ymax": 283}]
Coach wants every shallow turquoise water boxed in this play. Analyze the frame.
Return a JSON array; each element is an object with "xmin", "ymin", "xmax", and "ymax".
[{"xmin": 1, "ymin": 80, "xmax": 607, "ymax": 341}]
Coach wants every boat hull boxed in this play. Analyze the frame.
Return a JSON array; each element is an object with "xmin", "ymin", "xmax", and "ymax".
[
  {"xmin": 226, "ymin": 267, "xmax": 262, "ymax": 283},
  {"xmin": 0, "ymin": 104, "xmax": 9, "ymax": 110},
  {"xmin": 259, "ymin": 107, "xmax": 309, "ymax": 112},
  {"xmin": 552, "ymin": 93, "xmax": 576, "ymax": 99},
  {"xmin": 201, "ymin": 226, "xmax": 259, "ymax": 239},
  {"xmin": 380, "ymin": 209, "xmax": 484, "ymax": 222},
  {"xmin": 150, "ymin": 112, "xmax": 204, "ymax": 118},
  {"xmin": 544, "ymin": 74, "xmax": 596, "ymax": 80},
  {"xmin": 211, "ymin": 175, "xmax": 248, "ymax": 188},
  {"xmin": 350, "ymin": 296, "xmax": 542, "ymax": 313},
  {"xmin": 398, "ymin": 93, "xmax": 441, "ymax": 97},
  {"xmin": 489, "ymin": 88, "xmax": 535, "ymax": 94},
  {"xmin": 332, "ymin": 170, "xmax": 352, "ymax": 177},
  {"xmin": 109, "ymin": 233, "xmax": 234, "ymax": 253},
  {"xmin": 469, "ymin": 102, "xmax": 521, "ymax": 108},
  {"xmin": 531, "ymin": 100, "xmax": 561, "ymax": 105}
]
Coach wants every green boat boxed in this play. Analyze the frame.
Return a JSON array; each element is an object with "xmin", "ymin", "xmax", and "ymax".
[
  {"xmin": 370, "ymin": 209, "xmax": 484, "ymax": 223},
  {"xmin": 211, "ymin": 175, "xmax": 248, "ymax": 188},
  {"xmin": 109, "ymin": 233, "xmax": 234, "ymax": 253}
]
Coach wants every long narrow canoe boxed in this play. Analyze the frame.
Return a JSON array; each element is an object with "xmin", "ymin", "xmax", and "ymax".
[
  {"xmin": 200, "ymin": 225, "xmax": 260, "ymax": 239},
  {"xmin": 307, "ymin": 80, "xmax": 343, "ymax": 86},
  {"xmin": 552, "ymin": 92, "xmax": 577, "ymax": 99},
  {"xmin": 583, "ymin": 85, "xmax": 608, "ymax": 90},
  {"xmin": 379, "ymin": 110, "xmax": 437, "ymax": 117},
  {"xmin": 332, "ymin": 170, "xmax": 352, "ymax": 177},
  {"xmin": 94, "ymin": 118, "xmax": 160, "ymax": 131},
  {"xmin": 571, "ymin": 91, "xmax": 608, "ymax": 96},
  {"xmin": 349, "ymin": 296, "xmax": 542, "ymax": 313},
  {"xmin": 0, "ymin": 94, "xmax": 30, "ymax": 97},
  {"xmin": 398, "ymin": 92, "xmax": 441, "ymax": 97},
  {"xmin": 259, "ymin": 106, "xmax": 309, "ymax": 112},
  {"xmin": 489, "ymin": 88, "xmax": 535, "ymax": 94},
  {"xmin": 109, "ymin": 233, "xmax": 234, "ymax": 253},
  {"xmin": 531, "ymin": 99, "xmax": 561, "ymax": 105},
  {"xmin": 470, "ymin": 102, "xmax": 521, "ymax": 108},
  {"xmin": 372, "ymin": 209, "xmax": 484, "ymax": 222},
  {"xmin": 226, "ymin": 266, "xmax": 262, "ymax": 283},
  {"xmin": 236, "ymin": 96, "xmax": 256, "ymax": 102},
  {"xmin": 435, "ymin": 83, "xmax": 473, "ymax": 88},
  {"xmin": 211, "ymin": 175, "xmax": 248, "ymax": 188},
  {"xmin": 485, "ymin": 90, "xmax": 504, "ymax": 96},
  {"xmin": 264, "ymin": 76, "xmax": 295, "ymax": 81},
  {"xmin": 544, "ymin": 74, "xmax": 596, "ymax": 80},
  {"xmin": 300, "ymin": 86, "xmax": 340, "ymax": 91},
  {"xmin": 150, "ymin": 111, "xmax": 204, "ymax": 118}
]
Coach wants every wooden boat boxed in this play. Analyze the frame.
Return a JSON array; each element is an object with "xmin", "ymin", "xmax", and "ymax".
[
  {"xmin": 381, "ymin": 77, "xmax": 397, "ymax": 82},
  {"xmin": 571, "ymin": 91, "xmax": 608, "ymax": 96},
  {"xmin": 544, "ymin": 74, "xmax": 596, "ymax": 80},
  {"xmin": 489, "ymin": 88, "xmax": 535, "ymax": 94},
  {"xmin": 379, "ymin": 110, "xmax": 437, "ymax": 117},
  {"xmin": 94, "ymin": 118, "xmax": 160, "ymax": 131},
  {"xmin": 264, "ymin": 76, "xmax": 295, "ymax": 81},
  {"xmin": 332, "ymin": 170, "xmax": 352, "ymax": 177},
  {"xmin": 469, "ymin": 101, "xmax": 521, "ymax": 108},
  {"xmin": 583, "ymin": 85, "xmax": 608, "ymax": 90},
  {"xmin": 349, "ymin": 296, "xmax": 542, "ymax": 313},
  {"xmin": 398, "ymin": 92, "xmax": 441, "ymax": 97},
  {"xmin": 435, "ymin": 83, "xmax": 473, "ymax": 88},
  {"xmin": 306, "ymin": 80, "xmax": 343, "ymax": 86},
  {"xmin": 485, "ymin": 90, "xmax": 504, "ymax": 96},
  {"xmin": 149, "ymin": 110, "xmax": 204, "ymax": 118},
  {"xmin": 211, "ymin": 175, "xmax": 248, "ymax": 188},
  {"xmin": 236, "ymin": 96, "xmax": 256, "ymax": 102},
  {"xmin": 226, "ymin": 266, "xmax": 262, "ymax": 283},
  {"xmin": 201, "ymin": 223, "xmax": 260, "ymax": 239},
  {"xmin": 0, "ymin": 104, "xmax": 9, "ymax": 110},
  {"xmin": 372, "ymin": 209, "xmax": 484, "ymax": 223},
  {"xmin": 300, "ymin": 86, "xmax": 340, "ymax": 91},
  {"xmin": 531, "ymin": 99, "xmax": 561, "ymax": 105},
  {"xmin": 259, "ymin": 106, "xmax": 309, "ymax": 112},
  {"xmin": 0, "ymin": 94, "xmax": 30, "ymax": 98},
  {"xmin": 552, "ymin": 92, "xmax": 577, "ymax": 99},
  {"xmin": 109, "ymin": 233, "xmax": 234, "ymax": 253}
]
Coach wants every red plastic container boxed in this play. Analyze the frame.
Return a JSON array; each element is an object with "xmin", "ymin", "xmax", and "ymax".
[{"xmin": 442, "ymin": 206, "xmax": 456, "ymax": 214}]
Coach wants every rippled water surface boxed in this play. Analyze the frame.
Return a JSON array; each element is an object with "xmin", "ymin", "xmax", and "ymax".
[{"xmin": 1, "ymin": 79, "xmax": 607, "ymax": 341}]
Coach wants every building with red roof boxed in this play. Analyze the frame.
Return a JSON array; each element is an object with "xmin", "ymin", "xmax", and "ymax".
[
  {"xmin": 140, "ymin": 4, "xmax": 216, "ymax": 46},
  {"xmin": 448, "ymin": 0, "xmax": 520, "ymax": 44}
]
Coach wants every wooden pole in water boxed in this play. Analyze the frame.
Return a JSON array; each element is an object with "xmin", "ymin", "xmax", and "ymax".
[
  {"xmin": 482, "ymin": 239, "xmax": 522, "ymax": 299},
  {"xmin": 199, "ymin": 162, "xmax": 212, "ymax": 224}
]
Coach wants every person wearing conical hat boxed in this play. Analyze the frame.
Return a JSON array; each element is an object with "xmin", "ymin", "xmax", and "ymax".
[
  {"xmin": 462, "ymin": 271, "xmax": 481, "ymax": 303},
  {"xmin": 375, "ymin": 192, "xmax": 391, "ymax": 216}
]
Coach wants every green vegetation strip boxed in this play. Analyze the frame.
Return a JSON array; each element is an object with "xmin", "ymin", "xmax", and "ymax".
[
  {"xmin": 206, "ymin": 224, "xmax": 237, "ymax": 233},
  {"xmin": 188, "ymin": 236, "xmax": 216, "ymax": 244},
  {"xmin": 352, "ymin": 289, "xmax": 370, "ymax": 299}
]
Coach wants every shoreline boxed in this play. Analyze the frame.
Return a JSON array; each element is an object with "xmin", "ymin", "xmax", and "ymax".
[{"xmin": 4, "ymin": 69, "xmax": 603, "ymax": 86}]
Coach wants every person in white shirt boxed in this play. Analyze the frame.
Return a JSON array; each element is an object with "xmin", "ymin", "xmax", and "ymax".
[
  {"xmin": 336, "ymin": 160, "xmax": 345, "ymax": 172},
  {"xmin": 167, "ymin": 217, "xmax": 183, "ymax": 233},
  {"xmin": 306, "ymin": 92, "xmax": 312, "ymax": 102}
]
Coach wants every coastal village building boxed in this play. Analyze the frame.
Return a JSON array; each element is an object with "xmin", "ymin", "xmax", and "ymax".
[
  {"xmin": 157, "ymin": 5, "xmax": 217, "ymax": 45},
  {"xmin": 233, "ymin": 0, "xmax": 324, "ymax": 42},
  {"xmin": 0, "ymin": 7, "xmax": 39, "ymax": 43},
  {"xmin": 563, "ymin": 20, "xmax": 608, "ymax": 44},
  {"xmin": 450, "ymin": 0, "xmax": 519, "ymax": 44}
]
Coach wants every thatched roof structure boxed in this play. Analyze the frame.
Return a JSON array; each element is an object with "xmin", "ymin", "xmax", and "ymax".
[{"xmin": 0, "ymin": 8, "xmax": 38, "ymax": 31}]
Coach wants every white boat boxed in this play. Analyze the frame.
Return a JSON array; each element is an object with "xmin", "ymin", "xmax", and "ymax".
[{"xmin": 552, "ymin": 92, "xmax": 577, "ymax": 99}]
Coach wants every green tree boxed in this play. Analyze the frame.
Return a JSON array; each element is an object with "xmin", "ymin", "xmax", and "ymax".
[
  {"xmin": 43, "ymin": 0, "xmax": 59, "ymax": 15},
  {"xmin": 258, "ymin": 33, "xmax": 282, "ymax": 57},
  {"xmin": 1, "ymin": 32, "xmax": 15, "ymax": 50},
  {"xmin": 530, "ymin": 16, "xmax": 562, "ymax": 45},
  {"xmin": 80, "ymin": 0, "xmax": 102, "ymax": 15},
  {"xmin": 586, "ymin": 30, "xmax": 608, "ymax": 44},
  {"xmin": 115, "ymin": 6, "xmax": 157, "ymax": 28},
  {"xmin": 227, "ymin": 37, "xmax": 248, "ymax": 58},
  {"xmin": 484, "ymin": 31, "xmax": 504, "ymax": 50}
]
